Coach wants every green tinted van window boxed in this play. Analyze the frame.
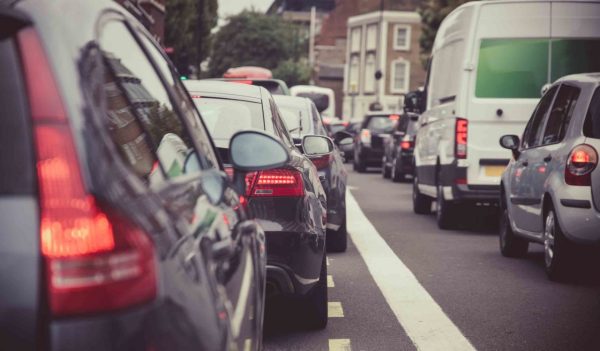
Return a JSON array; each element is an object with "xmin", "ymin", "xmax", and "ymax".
[
  {"xmin": 551, "ymin": 39, "xmax": 600, "ymax": 81},
  {"xmin": 475, "ymin": 39, "xmax": 549, "ymax": 98}
]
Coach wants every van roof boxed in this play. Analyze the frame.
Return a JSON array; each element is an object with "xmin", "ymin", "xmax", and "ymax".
[
  {"xmin": 183, "ymin": 80, "xmax": 263, "ymax": 100},
  {"xmin": 290, "ymin": 85, "xmax": 334, "ymax": 94},
  {"xmin": 556, "ymin": 72, "xmax": 600, "ymax": 84}
]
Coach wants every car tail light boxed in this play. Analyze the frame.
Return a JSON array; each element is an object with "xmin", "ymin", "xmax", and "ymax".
[
  {"xmin": 19, "ymin": 28, "xmax": 156, "ymax": 316},
  {"xmin": 455, "ymin": 118, "xmax": 468, "ymax": 159},
  {"xmin": 360, "ymin": 129, "xmax": 371, "ymax": 144},
  {"xmin": 389, "ymin": 114, "xmax": 400, "ymax": 121},
  {"xmin": 310, "ymin": 154, "xmax": 332, "ymax": 170},
  {"xmin": 565, "ymin": 144, "xmax": 598, "ymax": 186},
  {"xmin": 400, "ymin": 139, "xmax": 413, "ymax": 150},
  {"xmin": 246, "ymin": 169, "xmax": 304, "ymax": 197}
]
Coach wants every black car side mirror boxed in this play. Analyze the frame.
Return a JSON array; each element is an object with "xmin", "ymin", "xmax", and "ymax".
[
  {"xmin": 500, "ymin": 135, "xmax": 521, "ymax": 159},
  {"xmin": 332, "ymin": 131, "xmax": 353, "ymax": 144},
  {"xmin": 302, "ymin": 135, "xmax": 334, "ymax": 156}
]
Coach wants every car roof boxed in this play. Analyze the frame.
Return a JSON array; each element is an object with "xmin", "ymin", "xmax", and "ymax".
[
  {"xmin": 183, "ymin": 80, "xmax": 264, "ymax": 101},
  {"xmin": 556, "ymin": 72, "xmax": 600, "ymax": 85}
]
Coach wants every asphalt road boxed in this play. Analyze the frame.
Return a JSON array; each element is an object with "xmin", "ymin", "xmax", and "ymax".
[{"xmin": 263, "ymin": 165, "xmax": 600, "ymax": 351}]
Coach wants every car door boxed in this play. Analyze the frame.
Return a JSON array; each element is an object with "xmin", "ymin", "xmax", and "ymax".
[{"xmin": 509, "ymin": 85, "xmax": 558, "ymax": 234}]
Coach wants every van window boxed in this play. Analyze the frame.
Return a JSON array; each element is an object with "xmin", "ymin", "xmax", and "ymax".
[
  {"xmin": 476, "ymin": 39, "xmax": 549, "ymax": 99},
  {"xmin": 551, "ymin": 39, "xmax": 600, "ymax": 82},
  {"xmin": 430, "ymin": 39, "xmax": 464, "ymax": 106},
  {"xmin": 584, "ymin": 87, "xmax": 600, "ymax": 139},
  {"xmin": 542, "ymin": 85, "xmax": 580, "ymax": 145},
  {"xmin": 296, "ymin": 92, "xmax": 329, "ymax": 114},
  {"xmin": 522, "ymin": 85, "xmax": 558, "ymax": 149}
]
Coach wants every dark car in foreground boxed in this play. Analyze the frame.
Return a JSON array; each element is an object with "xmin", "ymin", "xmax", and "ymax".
[
  {"xmin": 353, "ymin": 113, "xmax": 398, "ymax": 172},
  {"xmin": 0, "ymin": 1, "xmax": 285, "ymax": 350},
  {"xmin": 382, "ymin": 112, "xmax": 419, "ymax": 182},
  {"xmin": 499, "ymin": 73, "xmax": 600, "ymax": 281},
  {"xmin": 274, "ymin": 95, "xmax": 350, "ymax": 252},
  {"xmin": 184, "ymin": 80, "xmax": 332, "ymax": 328}
]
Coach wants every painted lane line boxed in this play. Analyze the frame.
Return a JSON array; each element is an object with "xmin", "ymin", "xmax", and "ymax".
[
  {"xmin": 347, "ymin": 192, "xmax": 475, "ymax": 351},
  {"xmin": 327, "ymin": 256, "xmax": 331, "ymax": 266},
  {"xmin": 327, "ymin": 275, "xmax": 335, "ymax": 288},
  {"xmin": 329, "ymin": 339, "xmax": 352, "ymax": 351},
  {"xmin": 328, "ymin": 301, "xmax": 344, "ymax": 318}
]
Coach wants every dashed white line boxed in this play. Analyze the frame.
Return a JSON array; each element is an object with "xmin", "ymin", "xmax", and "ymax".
[
  {"xmin": 346, "ymin": 191, "xmax": 476, "ymax": 351},
  {"xmin": 329, "ymin": 338, "xmax": 352, "ymax": 351},
  {"xmin": 328, "ymin": 301, "xmax": 344, "ymax": 318},
  {"xmin": 327, "ymin": 275, "xmax": 335, "ymax": 288}
]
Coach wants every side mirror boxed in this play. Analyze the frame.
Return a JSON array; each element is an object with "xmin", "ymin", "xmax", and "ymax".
[
  {"xmin": 183, "ymin": 150, "xmax": 201, "ymax": 174},
  {"xmin": 302, "ymin": 135, "xmax": 334, "ymax": 156},
  {"xmin": 333, "ymin": 131, "xmax": 353, "ymax": 144},
  {"xmin": 500, "ymin": 135, "xmax": 520, "ymax": 159},
  {"xmin": 339, "ymin": 137, "xmax": 353, "ymax": 146}
]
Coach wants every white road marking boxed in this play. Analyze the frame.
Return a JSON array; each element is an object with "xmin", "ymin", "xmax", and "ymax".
[
  {"xmin": 347, "ymin": 185, "xmax": 358, "ymax": 190},
  {"xmin": 327, "ymin": 275, "xmax": 335, "ymax": 288},
  {"xmin": 329, "ymin": 339, "xmax": 352, "ymax": 351},
  {"xmin": 328, "ymin": 301, "xmax": 344, "ymax": 317},
  {"xmin": 347, "ymin": 192, "xmax": 475, "ymax": 351},
  {"xmin": 327, "ymin": 256, "xmax": 331, "ymax": 266}
]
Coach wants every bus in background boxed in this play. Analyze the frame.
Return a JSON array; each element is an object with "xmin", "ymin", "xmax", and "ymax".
[{"xmin": 291, "ymin": 85, "xmax": 336, "ymax": 119}]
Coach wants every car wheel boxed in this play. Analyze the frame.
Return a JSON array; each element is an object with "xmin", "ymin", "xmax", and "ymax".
[
  {"xmin": 436, "ymin": 184, "xmax": 459, "ymax": 230},
  {"xmin": 391, "ymin": 157, "xmax": 403, "ymax": 183},
  {"xmin": 412, "ymin": 177, "xmax": 432, "ymax": 214},
  {"xmin": 302, "ymin": 255, "xmax": 328, "ymax": 329},
  {"xmin": 544, "ymin": 209, "xmax": 575, "ymax": 281},
  {"xmin": 499, "ymin": 208, "xmax": 529, "ymax": 258},
  {"xmin": 381, "ymin": 156, "xmax": 391, "ymax": 178},
  {"xmin": 327, "ymin": 210, "xmax": 347, "ymax": 253}
]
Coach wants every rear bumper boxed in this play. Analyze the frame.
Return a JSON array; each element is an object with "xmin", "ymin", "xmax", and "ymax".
[
  {"xmin": 454, "ymin": 184, "xmax": 500, "ymax": 203},
  {"xmin": 357, "ymin": 146, "xmax": 384, "ymax": 166},
  {"xmin": 397, "ymin": 152, "xmax": 414, "ymax": 174}
]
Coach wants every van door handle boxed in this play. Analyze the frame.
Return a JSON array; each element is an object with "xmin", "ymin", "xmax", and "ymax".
[{"xmin": 543, "ymin": 155, "xmax": 552, "ymax": 162}]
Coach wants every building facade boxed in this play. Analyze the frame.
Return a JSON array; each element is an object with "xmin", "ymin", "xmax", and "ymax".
[{"xmin": 343, "ymin": 10, "xmax": 426, "ymax": 120}]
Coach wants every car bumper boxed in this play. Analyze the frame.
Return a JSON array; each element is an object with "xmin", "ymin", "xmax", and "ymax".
[
  {"xmin": 357, "ymin": 146, "xmax": 384, "ymax": 166},
  {"xmin": 551, "ymin": 182, "xmax": 600, "ymax": 244}
]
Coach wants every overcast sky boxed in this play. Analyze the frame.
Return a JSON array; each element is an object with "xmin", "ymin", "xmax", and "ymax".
[{"xmin": 218, "ymin": 0, "xmax": 274, "ymax": 20}]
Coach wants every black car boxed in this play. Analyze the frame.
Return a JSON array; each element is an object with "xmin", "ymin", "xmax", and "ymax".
[
  {"xmin": 382, "ymin": 112, "xmax": 419, "ymax": 182},
  {"xmin": 353, "ymin": 113, "xmax": 398, "ymax": 172},
  {"xmin": 273, "ymin": 95, "xmax": 349, "ymax": 252},
  {"xmin": 0, "ymin": 2, "xmax": 285, "ymax": 350},
  {"xmin": 184, "ymin": 80, "xmax": 331, "ymax": 328}
]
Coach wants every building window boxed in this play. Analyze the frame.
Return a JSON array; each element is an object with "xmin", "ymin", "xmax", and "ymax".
[
  {"xmin": 393, "ymin": 25, "xmax": 411, "ymax": 51},
  {"xmin": 366, "ymin": 24, "xmax": 378, "ymax": 51},
  {"xmin": 391, "ymin": 58, "xmax": 410, "ymax": 93},
  {"xmin": 350, "ymin": 27, "xmax": 362, "ymax": 53},
  {"xmin": 364, "ymin": 53, "xmax": 376, "ymax": 93},
  {"xmin": 349, "ymin": 55, "xmax": 360, "ymax": 93}
]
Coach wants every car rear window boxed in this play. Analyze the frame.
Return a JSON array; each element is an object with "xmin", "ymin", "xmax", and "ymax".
[
  {"xmin": 277, "ymin": 104, "xmax": 312, "ymax": 138},
  {"xmin": 191, "ymin": 97, "xmax": 264, "ymax": 143},
  {"xmin": 584, "ymin": 86, "xmax": 600, "ymax": 139},
  {"xmin": 366, "ymin": 116, "xmax": 395, "ymax": 133},
  {"xmin": 296, "ymin": 92, "xmax": 329, "ymax": 113}
]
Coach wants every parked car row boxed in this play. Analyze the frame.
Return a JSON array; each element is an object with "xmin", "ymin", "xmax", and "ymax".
[{"xmin": 0, "ymin": 1, "xmax": 349, "ymax": 350}]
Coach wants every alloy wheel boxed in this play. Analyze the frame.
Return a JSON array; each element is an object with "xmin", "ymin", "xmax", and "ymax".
[{"xmin": 544, "ymin": 211, "xmax": 556, "ymax": 268}]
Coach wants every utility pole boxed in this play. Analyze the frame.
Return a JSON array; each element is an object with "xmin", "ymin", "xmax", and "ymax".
[
  {"xmin": 309, "ymin": 6, "xmax": 316, "ymax": 84},
  {"xmin": 374, "ymin": 0, "xmax": 384, "ymax": 108}
]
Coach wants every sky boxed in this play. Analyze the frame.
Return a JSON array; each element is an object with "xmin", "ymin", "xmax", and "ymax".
[{"xmin": 218, "ymin": 0, "xmax": 274, "ymax": 21}]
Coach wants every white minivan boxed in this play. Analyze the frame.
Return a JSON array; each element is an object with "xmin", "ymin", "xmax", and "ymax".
[
  {"xmin": 412, "ymin": 0, "xmax": 600, "ymax": 229},
  {"xmin": 291, "ymin": 85, "xmax": 336, "ymax": 119}
]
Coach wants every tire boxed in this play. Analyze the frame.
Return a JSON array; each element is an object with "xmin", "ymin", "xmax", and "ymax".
[
  {"xmin": 327, "ymin": 211, "xmax": 347, "ymax": 253},
  {"xmin": 436, "ymin": 184, "xmax": 459, "ymax": 230},
  {"xmin": 412, "ymin": 177, "xmax": 432, "ymax": 214},
  {"xmin": 381, "ymin": 156, "xmax": 391, "ymax": 179},
  {"xmin": 544, "ymin": 209, "xmax": 576, "ymax": 281},
  {"xmin": 391, "ymin": 157, "xmax": 404, "ymax": 183},
  {"xmin": 302, "ymin": 254, "xmax": 328, "ymax": 329},
  {"xmin": 499, "ymin": 208, "xmax": 529, "ymax": 258}
]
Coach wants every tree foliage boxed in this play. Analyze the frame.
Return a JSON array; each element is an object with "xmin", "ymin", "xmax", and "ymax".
[
  {"xmin": 417, "ymin": 0, "xmax": 475, "ymax": 67},
  {"xmin": 272, "ymin": 59, "xmax": 311, "ymax": 87},
  {"xmin": 208, "ymin": 11, "xmax": 306, "ymax": 78},
  {"xmin": 165, "ymin": 0, "xmax": 218, "ymax": 75}
]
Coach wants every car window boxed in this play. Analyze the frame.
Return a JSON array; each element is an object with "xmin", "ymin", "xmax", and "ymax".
[
  {"xmin": 584, "ymin": 86, "xmax": 600, "ymax": 139},
  {"xmin": 100, "ymin": 20, "xmax": 198, "ymax": 182},
  {"xmin": 269, "ymin": 98, "xmax": 294, "ymax": 147},
  {"xmin": 191, "ymin": 97, "xmax": 264, "ymax": 142},
  {"xmin": 366, "ymin": 116, "xmax": 395, "ymax": 133},
  {"xmin": 522, "ymin": 85, "xmax": 558, "ymax": 149},
  {"xmin": 136, "ymin": 30, "xmax": 219, "ymax": 169},
  {"xmin": 277, "ymin": 103, "xmax": 312, "ymax": 138},
  {"xmin": 542, "ymin": 85, "xmax": 580, "ymax": 145},
  {"xmin": 311, "ymin": 103, "xmax": 328, "ymax": 136}
]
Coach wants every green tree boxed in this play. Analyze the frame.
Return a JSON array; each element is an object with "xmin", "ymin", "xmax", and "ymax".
[
  {"xmin": 165, "ymin": 0, "xmax": 218, "ymax": 75},
  {"xmin": 272, "ymin": 59, "xmax": 311, "ymax": 87},
  {"xmin": 417, "ymin": 0, "xmax": 475, "ymax": 68},
  {"xmin": 208, "ymin": 11, "xmax": 306, "ymax": 78}
]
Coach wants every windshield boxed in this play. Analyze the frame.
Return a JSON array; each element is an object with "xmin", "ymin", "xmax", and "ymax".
[
  {"xmin": 366, "ymin": 116, "xmax": 396, "ymax": 133},
  {"xmin": 191, "ymin": 97, "xmax": 264, "ymax": 142},
  {"xmin": 476, "ymin": 39, "xmax": 600, "ymax": 98}
]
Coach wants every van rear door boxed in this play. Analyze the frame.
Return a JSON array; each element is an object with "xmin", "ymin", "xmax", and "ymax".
[{"xmin": 467, "ymin": 2, "xmax": 551, "ymax": 186}]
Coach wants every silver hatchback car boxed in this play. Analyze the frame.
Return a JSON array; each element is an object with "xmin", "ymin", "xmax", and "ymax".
[{"xmin": 499, "ymin": 73, "xmax": 600, "ymax": 281}]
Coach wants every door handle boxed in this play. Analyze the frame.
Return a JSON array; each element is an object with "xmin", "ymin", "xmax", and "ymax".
[{"xmin": 543, "ymin": 155, "xmax": 552, "ymax": 162}]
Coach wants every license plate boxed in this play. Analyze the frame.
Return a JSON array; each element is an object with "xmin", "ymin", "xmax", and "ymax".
[{"xmin": 484, "ymin": 165, "xmax": 506, "ymax": 177}]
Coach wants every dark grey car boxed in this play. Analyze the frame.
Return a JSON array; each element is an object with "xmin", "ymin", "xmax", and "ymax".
[
  {"xmin": 273, "ymin": 95, "xmax": 349, "ymax": 252},
  {"xmin": 184, "ymin": 80, "xmax": 332, "ymax": 329}
]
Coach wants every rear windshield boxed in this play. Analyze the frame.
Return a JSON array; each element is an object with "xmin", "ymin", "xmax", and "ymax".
[
  {"xmin": 296, "ymin": 92, "xmax": 330, "ymax": 113},
  {"xmin": 191, "ymin": 97, "xmax": 264, "ymax": 142},
  {"xmin": 476, "ymin": 39, "xmax": 600, "ymax": 99},
  {"xmin": 584, "ymin": 87, "xmax": 600, "ymax": 139},
  {"xmin": 366, "ymin": 116, "xmax": 396, "ymax": 133},
  {"xmin": 399, "ymin": 116, "xmax": 419, "ymax": 135},
  {"xmin": 277, "ymin": 104, "xmax": 312, "ymax": 138}
]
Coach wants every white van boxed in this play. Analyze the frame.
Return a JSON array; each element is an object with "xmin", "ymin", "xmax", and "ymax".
[
  {"xmin": 412, "ymin": 0, "xmax": 600, "ymax": 229},
  {"xmin": 290, "ymin": 85, "xmax": 336, "ymax": 118}
]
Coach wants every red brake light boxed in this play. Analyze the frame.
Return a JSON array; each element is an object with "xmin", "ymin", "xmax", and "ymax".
[
  {"xmin": 389, "ymin": 114, "xmax": 400, "ymax": 121},
  {"xmin": 455, "ymin": 118, "xmax": 468, "ymax": 159},
  {"xmin": 246, "ymin": 169, "xmax": 304, "ymax": 197},
  {"xmin": 400, "ymin": 140, "xmax": 413, "ymax": 150},
  {"xmin": 565, "ymin": 144, "xmax": 598, "ymax": 186},
  {"xmin": 360, "ymin": 129, "xmax": 371, "ymax": 143},
  {"xmin": 310, "ymin": 154, "xmax": 332, "ymax": 170},
  {"xmin": 19, "ymin": 27, "xmax": 156, "ymax": 316}
]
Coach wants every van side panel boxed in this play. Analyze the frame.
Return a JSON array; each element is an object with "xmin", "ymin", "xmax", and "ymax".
[{"xmin": 551, "ymin": 2, "xmax": 600, "ymax": 38}]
